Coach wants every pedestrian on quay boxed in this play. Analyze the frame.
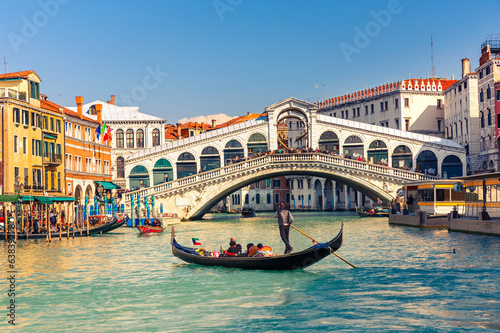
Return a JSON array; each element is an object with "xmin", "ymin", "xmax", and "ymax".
[
  {"xmin": 407, "ymin": 194, "xmax": 414, "ymax": 213},
  {"xmin": 275, "ymin": 201, "xmax": 294, "ymax": 254}
]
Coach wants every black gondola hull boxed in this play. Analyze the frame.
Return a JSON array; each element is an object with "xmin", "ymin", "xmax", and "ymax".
[
  {"xmin": 1, "ymin": 216, "xmax": 127, "ymax": 240},
  {"xmin": 171, "ymin": 224, "xmax": 343, "ymax": 270}
]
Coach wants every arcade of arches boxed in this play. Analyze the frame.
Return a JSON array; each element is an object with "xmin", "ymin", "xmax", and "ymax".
[{"xmin": 126, "ymin": 131, "xmax": 464, "ymax": 190}]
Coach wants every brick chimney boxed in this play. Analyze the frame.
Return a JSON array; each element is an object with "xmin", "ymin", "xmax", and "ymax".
[
  {"xmin": 107, "ymin": 94, "xmax": 115, "ymax": 105},
  {"xmin": 95, "ymin": 104, "xmax": 103, "ymax": 124},
  {"xmin": 461, "ymin": 58, "xmax": 470, "ymax": 78},
  {"xmin": 194, "ymin": 122, "xmax": 198, "ymax": 129},
  {"xmin": 176, "ymin": 123, "xmax": 182, "ymax": 139},
  {"xmin": 75, "ymin": 96, "xmax": 83, "ymax": 119},
  {"xmin": 211, "ymin": 119, "xmax": 216, "ymax": 127}
]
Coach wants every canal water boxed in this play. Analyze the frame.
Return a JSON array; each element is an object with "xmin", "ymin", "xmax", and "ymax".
[{"xmin": 1, "ymin": 212, "xmax": 499, "ymax": 332}]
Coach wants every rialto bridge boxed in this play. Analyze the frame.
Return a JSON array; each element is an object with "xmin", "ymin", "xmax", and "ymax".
[{"xmin": 123, "ymin": 97, "xmax": 465, "ymax": 220}]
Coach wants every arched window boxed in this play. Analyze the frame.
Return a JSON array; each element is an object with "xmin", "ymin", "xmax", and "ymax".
[
  {"xmin": 224, "ymin": 139, "xmax": 244, "ymax": 165},
  {"xmin": 136, "ymin": 129, "xmax": 144, "ymax": 148},
  {"xmin": 153, "ymin": 158, "xmax": 173, "ymax": 185},
  {"xmin": 267, "ymin": 193, "xmax": 271, "ymax": 204},
  {"xmin": 126, "ymin": 129, "xmax": 134, "ymax": 148},
  {"xmin": 116, "ymin": 130, "xmax": 124, "ymax": 148},
  {"xmin": 247, "ymin": 133, "xmax": 268, "ymax": 155},
  {"xmin": 318, "ymin": 131, "xmax": 339, "ymax": 153},
  {"xmin": 200, "ymin": 146, "xmax": 220, "ymax": 172},
  {"xmin": 152, "ymin": 128, "xmax": 160, "ymax": 147},
  {"xmin": 245, "ymin": 194, "xmax": 249, "ymax": 205},
  {"xmin": 129, "ymin": 165, "xmax": 149, "ymax": 189},
  {"xmin": 116, "ymin": 157, "xmax": 125, "ymax": 178},
  {"xmin": 256, "ymin": 193, "xmax": 260, "ymax": 204},
  {"xmin": 177, "ymin": 152, "xmax": 197, "ymax": 179}
]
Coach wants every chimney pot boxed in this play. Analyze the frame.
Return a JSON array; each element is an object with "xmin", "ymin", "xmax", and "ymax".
[
  {"xmin": 176, "ymin": 123, "xmax": 182, "ymax": 139},
  {"xmin": 211, "ymin": 119, "xmax": 216, "ymax": 127},
  {"xmin": 75, "ymin": 96, "xmax": 83, "ymax": 119},
  {"xmin": 461, "ymin": 58, "xmax": 470, "ymax": 78},
  {"xmin": 96, "ymin": 104, "xmax": 103, "ymax": 124}
]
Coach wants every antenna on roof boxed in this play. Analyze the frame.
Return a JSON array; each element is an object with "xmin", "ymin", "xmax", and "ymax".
[
  {"xmin": 431, "ymin": 35, "xmax": 435, "ymax": 79},
  {"xmin": 3, "ymin": 57, "xmax": 7, "ymax": 73}
]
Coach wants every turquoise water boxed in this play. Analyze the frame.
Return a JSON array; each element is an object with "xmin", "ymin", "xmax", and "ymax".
[{"xmin": 1, "ymin": 212, "xmax": 499, "ymax": 332}]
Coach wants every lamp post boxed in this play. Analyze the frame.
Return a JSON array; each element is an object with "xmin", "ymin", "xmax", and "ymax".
[
  {"xmin": 97, "ymin": 183, "xmax": 104, "ymax": 216},
  {"xmin": 14, "ymin": 176, "xmax": 24, "ymax": 239}
]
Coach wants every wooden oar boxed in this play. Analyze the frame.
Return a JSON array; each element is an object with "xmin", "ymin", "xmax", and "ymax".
[{"xmin": 290, "ymin": 224, "xmax": 357, "ymax": 269}]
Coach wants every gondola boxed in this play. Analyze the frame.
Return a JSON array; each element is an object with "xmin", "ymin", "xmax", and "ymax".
[
  {"xmin": 136, "ymin": 224, "xmax": 165, "ymax": 234},
  {"xmin": 356, "ymin": 206, "xmax": 389, "ymax": 218},
  {"xmin": 1, "ymin": 215, "xmax": 128, "ymax": 240},
  {"xmin": 171, "ymin": 224, "xmax": 343, "ymax": 270},
  {"xmin": 241, "ymin": 207, "xmax": 256, "ymax": 218}
]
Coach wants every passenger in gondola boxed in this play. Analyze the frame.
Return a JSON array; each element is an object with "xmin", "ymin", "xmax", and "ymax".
[
  {"xmin": 254, "ymin": 243, "xmax": 274, "ymax": 257},
  {"xmin": 144, "ymin": 218, "xmax": 151, "ymax": 226},
  {"xmin": 246, "ymin": 243, "xmax": 259, "ymax": 257},
  {"xmin": 224, "ymin": 241, "xmax": 240, "ymax": 256},
  {"xmin": 152, "ymin": 219, "xmax": 162, "ymax": 227},
  {"xmin": 230, "ymin": 237, "xmax": 242, "ymax": 254}
]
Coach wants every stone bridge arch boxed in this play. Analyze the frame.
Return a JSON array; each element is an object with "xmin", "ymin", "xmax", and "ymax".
[{"xmin": 186, "ymin": 167, "xmax": 395, "ymax": 220}]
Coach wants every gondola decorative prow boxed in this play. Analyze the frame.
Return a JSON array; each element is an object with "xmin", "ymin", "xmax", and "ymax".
[{"xmin": 171, "ymin": 225, "xmax": 175, "ymax": 245}]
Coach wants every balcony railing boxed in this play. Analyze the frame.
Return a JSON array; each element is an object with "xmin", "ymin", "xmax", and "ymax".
[
  {"xmin": 1, "ymin": 88, "xmax": 28, "ymax": 102},
  {"xmin": 43, "ymin": 153, "xmax": 62, "ymax": 165}
]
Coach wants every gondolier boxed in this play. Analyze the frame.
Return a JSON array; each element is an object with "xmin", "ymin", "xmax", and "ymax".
[{"xmin": 275, "ymin": 202, "xmax": 294, "ymax": 254}]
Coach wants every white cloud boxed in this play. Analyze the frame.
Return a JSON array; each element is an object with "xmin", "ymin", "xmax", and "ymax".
[{"xmin": 177, "ymin": 113, "xmax": 236, "ymax": 125}]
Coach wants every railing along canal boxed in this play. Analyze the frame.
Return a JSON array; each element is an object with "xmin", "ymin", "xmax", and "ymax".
[{"xmin": 124, "ymin": 153, "xmax": 439, "ymax": 204}]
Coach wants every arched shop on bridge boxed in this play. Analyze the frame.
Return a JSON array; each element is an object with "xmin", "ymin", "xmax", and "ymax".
[
  {"xmin": 343, "ymin": 135, "xmax": 364, "ymax": 158},
  {"xmin": 416, "ymin": 150, "xmax": 438, "ymax": 175},
  {"xmin": 392, "ymin": 145, "xmax": 412, "ymax": 168},
  {"xmin": 200, "ymin": 146, "xmax": 221, "ymax": 172},
  {"xmin": 224, "ymin": 139, "xmax": 244, "ymax": 165},
  {"xmin": 367, "ymin": 140, "xmax": 388, "ymax": 164},
  {"xmin": 318, "ymin": 131, "xmax": 339, "ymax": 154},
  {"xmin": 130, "ymin": 165, "xmax": 150, "ymax": 189},
  {"xmin": 441, "ymin": 155, "xmax": 463, "ymax": 179},
  {"xmin": 247, "ymin": 133, "xmax": 268, "ymax": 155},
  {"xmin": 153, "ymin": 158, "xmax": 173, "ymax": 185},
  {"xmin": 177, "ymin": 152, "xmax": 197, "ymax": 179}
]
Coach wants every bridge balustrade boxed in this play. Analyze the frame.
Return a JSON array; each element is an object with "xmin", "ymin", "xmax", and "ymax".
[{"xmin": 124, "ymin": 152, "xmax": 439, "ymax": 205}]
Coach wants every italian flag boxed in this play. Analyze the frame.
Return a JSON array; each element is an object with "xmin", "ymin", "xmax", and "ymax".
[{"xmin": 192, "ymin": 238, "xmax": 201, "ymax": 246}]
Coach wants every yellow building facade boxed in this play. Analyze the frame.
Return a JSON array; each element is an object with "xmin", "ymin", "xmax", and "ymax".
[{"xmin": 0, "ymin": 70, "xmax": 65, "ymax": 197}]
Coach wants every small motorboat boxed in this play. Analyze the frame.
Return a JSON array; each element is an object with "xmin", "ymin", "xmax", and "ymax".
[
  {"xmin": 241, "ymin": 207, "xmax": 256, "ymax": 218},
  {"xmin": 136, "ymin": 224, "xmax": 165, "ymax": 234},
  {"xmin": 356, "ymin": 206, "xmax": 389, "ymax": 218}
]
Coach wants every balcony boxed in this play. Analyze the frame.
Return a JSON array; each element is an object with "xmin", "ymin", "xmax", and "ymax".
[
  {"xmin": 1, "ymin": 88, "xmax": 27, "ymax": 102},
  {"xmin": 43, "ymin": 153, "xmax": 62, "ymax": 166}
]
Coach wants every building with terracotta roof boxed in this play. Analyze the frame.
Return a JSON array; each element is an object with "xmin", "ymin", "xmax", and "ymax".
[
  {"xmin": 317, "ymin": 78, "xmax": 458, "ymax": 138},
  {"xmin": 56, "ymin": 96, "xmax": 113, "ymax": 205},
  {"xmin": 0, "ymin": 70, "xmax": 65, "ymax": 200},
  {"xmin": 474, "ymin": 34, "xmax": 500, "ymax": 172}
]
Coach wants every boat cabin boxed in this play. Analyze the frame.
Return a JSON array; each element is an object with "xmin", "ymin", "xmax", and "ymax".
[
  {"xmin": 452, "ymin": 171, "xmax": 500, "ymax": 219},
  {"xmin": 403, "ymin": 180, "xmax": 465, "ymax": 215}
]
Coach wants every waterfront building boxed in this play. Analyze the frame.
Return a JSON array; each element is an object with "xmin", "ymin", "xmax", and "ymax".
[
  {"xmin": 444, "ymin": 59, "xmax": 480, "ymax": 174},
  {"xmin": 0, "ymin": 70, "xmax": 65, "ymax": 198},
  {"xmin": 67, "ymin": 96, "xmax": 166, "ymax": 190},
  {"xmin": 317, "ymin": 78, "xmax": 457, "ymax": 137},
  {"xmin": 53, "ymin": 96, "xmax": 113, "ymax": 205},
  {"xmin": 474, "ymin": 35, "xmax": 500, "ymax": 172}
]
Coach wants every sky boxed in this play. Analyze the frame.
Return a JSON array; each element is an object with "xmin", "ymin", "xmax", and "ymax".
[{"xmin": 1, "ymin": 0, "xmax": 499, "ymax": 124}]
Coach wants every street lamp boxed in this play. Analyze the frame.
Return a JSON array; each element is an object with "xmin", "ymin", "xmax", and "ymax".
[{"xmin": 97, "ymin": 183, "xmax": 104, "ymax": 215}]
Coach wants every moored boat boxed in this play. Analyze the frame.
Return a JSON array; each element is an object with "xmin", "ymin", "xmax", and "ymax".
[
  {"xmin": 136, "ymin": 224, "xmax": 165, "ymax": 234},
  {"xmin": 241, "ymin": 207, "xmax": 256, "ymax": 218},
  {"xmin": 171, "ymin": 224, "xmax": 343, "ymax": 270},
  {"xmin": 1, "ymin": 215, "xmax": 128, "ymax": 240},
  {"xmin": 356, "ymin": 206, "xmax": 389, "ymax": 218}
]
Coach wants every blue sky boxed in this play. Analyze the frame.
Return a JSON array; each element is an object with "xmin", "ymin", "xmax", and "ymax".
[{"xmin": 1, "ymin": 0, "xmax": 499, "ymax": 123}]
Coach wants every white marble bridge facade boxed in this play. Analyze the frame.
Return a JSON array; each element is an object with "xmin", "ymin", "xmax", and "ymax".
[{"xmin": 123, "ymin": 97, "xmax": 466, "ymax": 220}]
